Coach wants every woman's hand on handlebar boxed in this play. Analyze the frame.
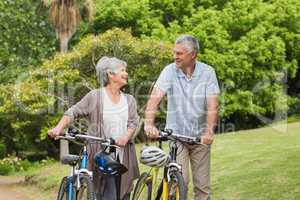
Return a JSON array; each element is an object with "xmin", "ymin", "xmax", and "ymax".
[
  {"xmin": 48, "ymin": 116, "xmax": 71, "ymax": 140},
  {"xmin": 48, "ymin": 126, "xmax": 63, "ymax": 140},
  {"xmin": 115, "ymin": 134, "xmax": 130, "ymax": 147}
]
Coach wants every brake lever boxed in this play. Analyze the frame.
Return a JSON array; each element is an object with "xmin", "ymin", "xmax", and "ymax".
[{"xmin": 100, "ymin": 138, "xmax": 121, "ymax": 149}]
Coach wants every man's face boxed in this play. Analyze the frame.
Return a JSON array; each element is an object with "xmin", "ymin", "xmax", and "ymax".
[{"xmin": 173, "ymin": 43, "xmax": 196, "ymax": 69}]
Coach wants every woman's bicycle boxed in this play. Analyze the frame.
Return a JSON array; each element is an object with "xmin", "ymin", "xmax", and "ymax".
[
  {"xmin": 132, "ymin": 129, "xmax": 201, "ymax": 200},
  {"xmin": 56, "ymin": 128, "xmax": 124, "ymax": 200}
]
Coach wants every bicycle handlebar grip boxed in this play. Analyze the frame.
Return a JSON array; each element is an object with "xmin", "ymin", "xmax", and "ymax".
[
  {"xmin": 195, "ymin": 136, "xmax": 202, "ymax": 144},
  {"xmin": 158, "ymin": 129, "xmax": 173, "ymax": 141},
  {"xmin": 67, "ymin": 127, "xmax": 79, "ymax": 135},
  {"xmin": 164, "ymin": 129, "xmax": 173, "ymax": 134},
  {"xmin": 108, "ymin": 138, "xmax": 115, "ymax": 145}
]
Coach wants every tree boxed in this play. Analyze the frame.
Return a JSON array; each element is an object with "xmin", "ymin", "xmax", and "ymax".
[
  {"xmin": 0, "ymin": 0, "xmax": 56, "ymax": 157},
  {"xmin": 43, "ymin": 0, "xmax": 94, "ymax": 158},
  {"xmin": 1, "ymin": 0, "xmax": 300, "ymax": 157},
  {"xmin": 45, "ymin": 0, "xmax": 94, "ymax": 52}
]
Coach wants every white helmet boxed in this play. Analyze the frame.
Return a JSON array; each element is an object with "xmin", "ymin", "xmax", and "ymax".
[{"xmin": 140, "ymin": 146, "xmax": 169, "ymax": 168}]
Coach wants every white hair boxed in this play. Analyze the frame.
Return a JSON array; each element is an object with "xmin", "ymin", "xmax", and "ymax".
[
  {"xmin": 95, "ymin": 56, "xmax": 127, "ymax": 86},
  {"xmin": 175, "ymin": 34, "xmax": 200, "ymax": 53}
]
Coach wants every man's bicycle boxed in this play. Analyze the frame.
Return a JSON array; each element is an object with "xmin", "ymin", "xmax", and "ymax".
[
  {"xmin": 132, "ymin": 129, "xmax": 201, "ymax": 200},
  {"xmin": 56, "ymin": 128, "xmax": 126, "ymax": 200}
]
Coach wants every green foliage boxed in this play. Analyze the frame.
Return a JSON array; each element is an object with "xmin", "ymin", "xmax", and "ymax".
[
  {"xmin": 1, "ymin": 0, "xmax": 300, "ymax": 155},
  {"xmin": 91, "ymin": 0, "xmax": 197, "ymax": 36},
  {"xmin": 150, "ymin": 0, "xmax": 300, "ymax": 124},
  {"xmin": 0, "ymin": 156, "xmax": 30, "ymax": 175},
  {"xmin": 1, "ymin": 29, "xmax": 172, "ymax": 145},
  {"xmin": 87, "ymin": 0, "xmax": 300, "ymax": 127},
  {"xmin": 0, "ymin": 0, "xmax": 57, "ymax": 156},
  {"xmin": 0, "ymin": 142, "xmax": 5, "ymax": 159},
  {"xmin": 0, "ymin": 0, "xmax": 56, "ymax": 83}
]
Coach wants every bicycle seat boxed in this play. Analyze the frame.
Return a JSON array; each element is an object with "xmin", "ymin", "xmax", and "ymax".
[
  {"xmin": 94, "ymin": 151, "xmax": 128, "ymax": 176},
  {"xmin": 61, "ymin": 154, "xmax": 80, "ymax": 166}
]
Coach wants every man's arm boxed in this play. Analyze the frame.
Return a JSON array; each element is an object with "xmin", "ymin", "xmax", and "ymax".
[
  {"xmin": 202, "ymin": 94, "xmax": 219, "ymax": 145},
  {"xmin": 144, "ymin": 87, "xmax": 166, "ymax": 138}
]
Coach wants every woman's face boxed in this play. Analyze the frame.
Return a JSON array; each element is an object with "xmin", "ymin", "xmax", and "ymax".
[{"xmin": 108, "ymin": 65, "xmax": 128, "ymax": 87}]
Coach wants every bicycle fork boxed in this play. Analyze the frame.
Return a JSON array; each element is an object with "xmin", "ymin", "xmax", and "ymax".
[
  {"xmin": 151, "ymin": 168, "xmax": 159, "ymax": 200},
  {"xmin": 67, "ymin": 176, "xmax": 75, "ymax": 200}
]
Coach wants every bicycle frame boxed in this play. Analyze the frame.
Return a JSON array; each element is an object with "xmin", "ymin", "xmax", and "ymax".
[
  {"xmin": 57, "ymin": 130, "xmax": 125, "ymax": 200},
  {"xmin": 146, "ymin": 139, "xmax": 182, "ymax": 200},
  {"xmin": 56, "ymin": 132, "xmax": 94, "ymax": 200},
  {"xmin": 138, "ymin": 131, "xmax": 201, "ymax": 200},
  {"xmin": 66, "ymin": 144, "xmax": 92, "ymax": 200}
]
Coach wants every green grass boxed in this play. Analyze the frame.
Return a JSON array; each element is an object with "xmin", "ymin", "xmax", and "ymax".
[
  {"xmin": 13, "ymin": 122, "xmax": 300, "ymax": 200},
  {"xmin": 13, "ymin": 160, "xmax": 69, "ymax": 200},
  {"xmin": 210, "ymin": 122, "xmax": 300, "ymax": 200}
]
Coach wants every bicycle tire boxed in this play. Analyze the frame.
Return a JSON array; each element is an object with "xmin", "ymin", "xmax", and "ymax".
[
  {"xmin": 132, "ymin": 172, "xmax": 152, "ymax": 200},
  {"xmin": 57, "ymin": 176, "xmax": 76, "ymax": 200},
  {"xmin": 166, "ymin": 171, "xmax": 185, "ymax": 200},
  {"xmin": 76, "ymin": 175, "xmax": 95, "ymax": 200}
]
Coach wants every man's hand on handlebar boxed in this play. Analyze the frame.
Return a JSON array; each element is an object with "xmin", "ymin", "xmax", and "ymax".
[
  {"xmin": 201, "ymin": 134, "xmax": 214, "ymax": 145},
  {"xmin": 144, "ymin": 125, "xmax": 160, "ymax": 139}
]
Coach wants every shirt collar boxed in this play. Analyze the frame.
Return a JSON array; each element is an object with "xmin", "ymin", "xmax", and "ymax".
[{"xmin": 176, "ymin": 61, "xmax": 202, "ymax": 79}]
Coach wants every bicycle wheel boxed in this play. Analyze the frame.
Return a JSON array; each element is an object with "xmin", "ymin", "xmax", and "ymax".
[
  {"xmin": 57, "ymin": 176, "xmax": 76, "ymax": 200},
  {"xmin": 132, "ymin": 172, "xmax": 152, "ymax": 200},
  {"xmin": 166, "ymin": 171, "xmax": 185, "ymax": 200},
  {"xmin": 76, "ymin": 175, "xmax": 94, "ymax": 200}
]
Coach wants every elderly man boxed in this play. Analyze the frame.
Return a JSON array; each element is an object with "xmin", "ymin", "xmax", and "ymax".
[{"xmin": 145, "ymin": 35, "xmax": 220, "ymax": 200}]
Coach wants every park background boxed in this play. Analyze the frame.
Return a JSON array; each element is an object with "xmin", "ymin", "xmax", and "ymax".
[{"xmin": 0, "ymin": 0, "xmax": 299, "ymax": 199}]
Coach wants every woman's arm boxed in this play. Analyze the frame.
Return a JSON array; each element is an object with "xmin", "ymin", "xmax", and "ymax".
[
  {"xmin": 64, "ymin": 90, "xmax": 94, "ymax": 122},
  {"xmin": 48, "ymin": 90, "xmax": 94, "ymax": 138},
  {"xmin": 48, "ymin": 115, "xmax": 71, "ymax": 138},
  {"xmin": 115, "ymin": 95, "xmax": 140, "ymax": 147}
]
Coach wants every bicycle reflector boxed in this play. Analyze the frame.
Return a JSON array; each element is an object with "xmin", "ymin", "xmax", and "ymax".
[{"xmin": 94, "ymin": 151, "xmax": 128, "ymax": 176}]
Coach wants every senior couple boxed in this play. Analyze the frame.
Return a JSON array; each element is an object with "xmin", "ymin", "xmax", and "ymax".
[{"xmin": 48, "ymin": 35, "xmax": 220, "ymax": 200}]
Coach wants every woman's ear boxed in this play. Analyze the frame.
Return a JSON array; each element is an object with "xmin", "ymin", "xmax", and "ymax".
[{"xmin": 107, "ymin": 70, "xmax": 114, "ymax": 77}]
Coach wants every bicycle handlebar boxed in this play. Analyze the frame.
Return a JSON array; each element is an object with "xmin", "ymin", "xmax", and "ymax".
[
  {"xmin": 159, "ymin": 129, "xmax": 202, "ymax": 145},
  {"xmin": 57, "ymin": 128, "xmax": 119, "ymax": 148}
]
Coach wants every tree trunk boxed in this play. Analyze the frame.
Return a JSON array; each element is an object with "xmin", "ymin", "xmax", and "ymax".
[
  {"xmin": 59, "ymin": 35, "xmax": 70, "ymax": 159},
  {"xmin": 4, "ymin": 135, "xmax": 14, "ymax": 156},
  {"xmin": 60, "ymin": 36, "xmax": 69, "ymax": 53}
]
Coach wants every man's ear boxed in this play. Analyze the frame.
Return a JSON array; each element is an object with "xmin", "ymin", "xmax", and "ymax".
[{"xmin": 191, "ymin": 50, "xmax": 197, "ymax": 59}]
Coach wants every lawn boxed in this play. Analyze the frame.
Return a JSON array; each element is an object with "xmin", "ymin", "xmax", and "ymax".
[{"xmin": 17, "ymin": 122, "xmax": 300, "ymax": 200}]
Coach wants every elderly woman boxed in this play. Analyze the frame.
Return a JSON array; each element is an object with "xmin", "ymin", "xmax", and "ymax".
[{"xmin": 48, "ymin": 56, "xmax": 140, "ymax": 200}]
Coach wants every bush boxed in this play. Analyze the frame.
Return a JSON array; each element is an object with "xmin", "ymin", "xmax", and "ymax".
[
  {"xmin": 0, "ymin": 142, "xmax": 5, "ymax": 159},
  {"xmin": 0, "ymin": 162, "xmax": 11, "ymax": 175},
  {"xmin": 0, "ymin": 156, "xmax": 30, "ymax": 175}
]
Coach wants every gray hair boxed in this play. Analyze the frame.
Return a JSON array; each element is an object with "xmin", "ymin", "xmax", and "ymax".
[
  {"xmin": 95, "ymin": 56, "xmax": 127, "ymax": 86},
  {"xmin": 175, "ymin": 34, "xmax": 200, "ymax": 53}
]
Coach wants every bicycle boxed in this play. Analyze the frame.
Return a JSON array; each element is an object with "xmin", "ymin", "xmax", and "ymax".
[
  {"xmin": 132, "ymin": 129, "xmax": 202, "ymax": 200},
  {"xmin": 56, "ymin": 128, "xmax": 123, "ymax": 200}
]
